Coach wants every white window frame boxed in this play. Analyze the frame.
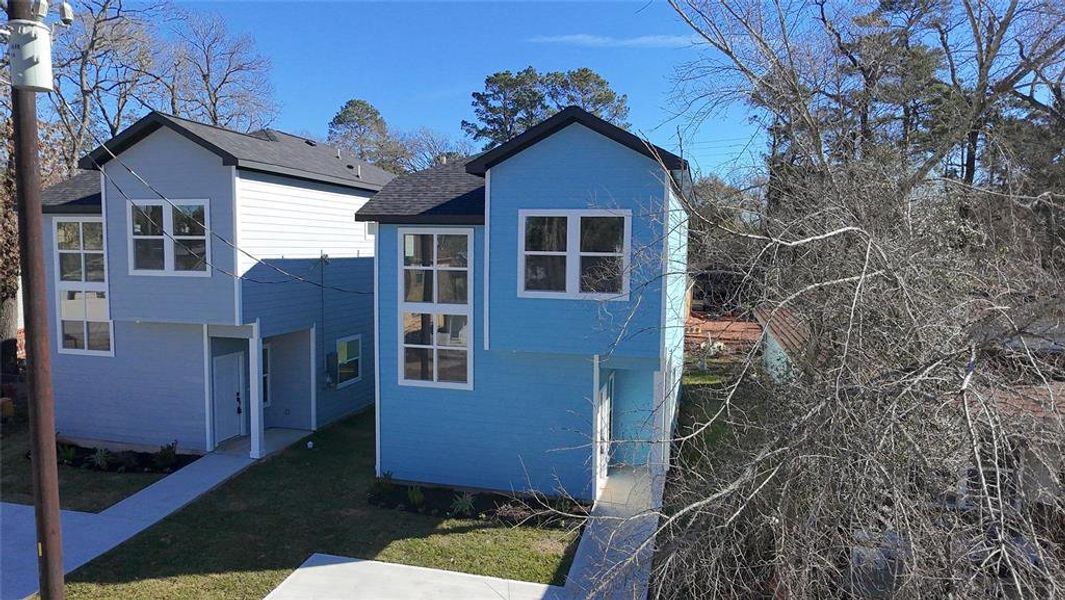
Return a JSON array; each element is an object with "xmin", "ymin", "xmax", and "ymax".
[
  {"xmin": 336, "ymin": 334, "xmax": 362, "ymax": 389},
  {"xmin": 126, "ymin": 198, "xmax": 212, "ymax": 277},
  {"xmin": 517, "ymin": 209, "xmax": 632, "ymax": 301},
  {"xmin": 397, "ymin": 227, "xmax": 474, "ymax": 391},
  {"xmin": 54, "ymin": 216, "xmax": 114, "ymax": 357},
  {"xmin": 261, "ymin": 341, "xmax": 272, "ymax": 407}
]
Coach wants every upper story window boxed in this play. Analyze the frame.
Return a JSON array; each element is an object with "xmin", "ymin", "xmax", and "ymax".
[
  {"xmin": 129, "ymin": 200, "xmax": 210, "ymax": 276},
  {"xmin": 518, "ymin": 209, "xmax": 631, "ymax": 300},
  {"xmin": 54, "ymin": 217, "xmax": 113, "ymax": 356},
  {"xmin": 399, "ymin": 228, "xmax": 473, "ymax": 390}
]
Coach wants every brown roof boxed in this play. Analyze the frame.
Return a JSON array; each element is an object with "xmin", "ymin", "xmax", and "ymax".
[{"xmin": 753, "ymin": 305, "xmax": 810, "ymax": 357}]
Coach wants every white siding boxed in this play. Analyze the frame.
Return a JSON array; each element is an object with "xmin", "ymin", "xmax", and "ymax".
[{"xmin": 235, "ymin": 171, "xmax": 376, "ymax": 276}]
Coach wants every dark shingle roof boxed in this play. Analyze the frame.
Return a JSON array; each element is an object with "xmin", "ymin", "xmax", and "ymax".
[
  {"xmin": 465, "ymin": 105, "xmax": 687, "ymax": 175},
  {"xmin": 358, "ymin": 106, "xmax": 689, "ymax": 224},
  {"xmin": 42, "ymin": 170, "xmax": 101, "ymax": 214},
  {"xmin": 355, "ymin": 158, "xmax": 485, "ymax": 224},
  {"xmin": 79, "ymin": 112, "xmax": 394, "ymax": 192}
]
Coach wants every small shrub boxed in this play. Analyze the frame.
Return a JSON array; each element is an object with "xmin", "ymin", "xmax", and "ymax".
[
  {"xmin": 91, "ymin": 447, "xmax": 111, "ymax": 470},
  {"xmin": 450, "ymin": 491, "xmax": 476, "ymax": 517},
  {"xmin": 56, "ymin": 444, "xmax": 76, "ymax": 465},
  {"xmin": 406, "ymin": 485, "xmax": 425, "ymax": 507},
  {"xmin": 153, "ymin": 441, "xmax": 178, "ymax": 471}
]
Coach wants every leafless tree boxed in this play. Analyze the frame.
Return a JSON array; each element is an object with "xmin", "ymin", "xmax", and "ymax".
[
  {"xmin": 162, "ymin": 11, "xmax": 277, "ymax": 131},
  {"xmin": 607, "ymin": 1, "xmax": 1065, "ymax": 598},
  {"xmin": 399, "ymin": 127, "xmax": 474, "ymax": 172}
]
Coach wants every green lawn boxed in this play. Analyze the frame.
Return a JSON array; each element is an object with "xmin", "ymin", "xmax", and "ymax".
[
  {"xmin": 63, "ymin": 409, "xmax": 578, "ymax": 599},
  {"xmin": 1, "ymin": 412, "xmax": 165, "ymax": 513}
]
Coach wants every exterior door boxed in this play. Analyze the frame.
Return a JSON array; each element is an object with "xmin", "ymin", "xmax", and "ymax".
[
  {"xmin": 213, "ymin": 352, "xmax": 244, "ymax": 445},
  {"xmin": 596, "ymin": 373, "xmax": 613, "ymax": 496}
]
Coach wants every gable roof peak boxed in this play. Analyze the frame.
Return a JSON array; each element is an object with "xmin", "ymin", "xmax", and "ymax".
[{"xmin": 464, "ymin": 105, "xmax": 687, "ymax": 176}]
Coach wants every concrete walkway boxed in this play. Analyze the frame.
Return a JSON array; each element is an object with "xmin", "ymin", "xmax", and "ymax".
[
  {"xmin": 266, "ymin": 554, "xmax": 566, "ymax": 600},
  {"xmin": 0, "ymin": 453, "xmax": 253, "ymax": 600},
  {"xmin": 562, "ymin": 467, "xmax": 664, "ymax": 599},
  {"xmin": 267, "ymin": 466, "xmax": 664, "ymax": 600}
]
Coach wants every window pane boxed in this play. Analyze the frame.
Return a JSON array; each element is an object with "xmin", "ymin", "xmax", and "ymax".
[
  {"xmin": 436, "ymin": 315, "xmax": 469, "ymax": 347},
  {"xmin": 172, "ymin": 205, "xmax": 205, "ymax": 236},
  {"xmin": 132, "ymin": 205, "xmax": 163, "ymax": 236},
  {"xmin": 262, "ymin": 347, "xmax": 270, "ymax": 374},
  {"xmin": 82, "ymin": 222, "xmax": 103, "ymax": 250},
  {"xmin": 61, "ymin": 321, "xmax": 85, "ymax": 350},
  {"xmin": 60, "ymin": 291, "xmax": 85, "ymax": 320},
  {"xmin": 339, "ymin": 358, "xmax": 359, "ymax": 383},
  {"xmin": 525, "ymin": 216, "xmax": 567, "ymax": 252},
  {"xmin": 262, "ymin": 376, "xmax": 269, "ymax": 404},
  {"xmin": 134, "ymin": 239, "xmax": 164, "ymax": 270},
  {"xmin": 404, "ymin": 347, "xmax": 433, "ymax": 381},
  {"xmin": 580, "ymin": 217, "xmax": 624, "ymax": 253},
  {"xmin": 59, "ymin": 253, "xmax": 83, "ymax": 281},
  {"xmin": 580, "ymin": 255, "xmax": 623, "ymax": 294},
  {"xmin": 436, "ymin": 235, "xmax": 468, "ymax": 268},
  {"xmin": 437, "ymin": 350, "xmax": 468, "ymax": 383},
  {"xmin": 56, "ymin": 222, "xmax": 80, "ymax": 250},
  {"xmin": 84, "ymin": 292, "xmax": 108, "ymax": 321},
  {"xmin": 87, "ymin": 322, "xmax": 110, "ymax": 352},
  {"xmin": 403, "ymin": 269, "xmax": 433, "ymax": 302},
  {"xmin": 403, "ymin": 234, "xmax": 432, "ymax": 266},
  {"xmin": 437, "ymin": 270, "xmax": 468, "ymax": 304},
  {"xmin": 524, "ymin": 255, "xmax": 567, "ymax": 291},
  {"xmin": 345, "ymin": 339, "xmax": 360, "ymax": 360},
  {"xmin": 174, "ymin": 239, "xmax": 207, "ymax": 271},
  {"xmin": 84, "ymin": 253, "xmax": 105, "ymax": 282},
  {"xmin": 403, "ymin": 313, "xmax": 433, "ymax": 345}
]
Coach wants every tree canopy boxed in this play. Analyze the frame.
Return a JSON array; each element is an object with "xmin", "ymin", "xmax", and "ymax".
[{"xmin": 461, "ymin": 66, "xmax": 629, "ymax": 148}]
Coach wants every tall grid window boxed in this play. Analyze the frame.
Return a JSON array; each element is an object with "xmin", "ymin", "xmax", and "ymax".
[
  {"xmin": 399, "ymin": 229, "xmax": 473, "ymax": 389},
  {"xmin": 54, "ymin": 218, "xmax": 112, "ymax": 355}
]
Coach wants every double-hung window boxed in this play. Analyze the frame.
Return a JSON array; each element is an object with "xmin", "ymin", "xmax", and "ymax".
[
  {"xmin": 519, "ymin": 209, "xmax": 631, "ymax": 300},
  {"xmin": 336, "ymin": 334, "xmax": 362, "ymax": 388},
  {"xmin": 129, "ymin": 200, "xmax": 210, "ymax": 275},
  {"xmin": 399, "ymin": 229, "xmax": 473, "ymax": 389},
  {"xmin": 54, "ymin": 218, "xmax": 112, "ymax": 355}
]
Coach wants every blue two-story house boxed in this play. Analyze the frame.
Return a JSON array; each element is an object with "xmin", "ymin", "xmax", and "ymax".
[
  {"xmin": 40, "ymin": 112, "xmax": 392, "ymax": 459},
  {"xmin": 357, "ymin": 107, "xmax": 689, "ymax": 502}
]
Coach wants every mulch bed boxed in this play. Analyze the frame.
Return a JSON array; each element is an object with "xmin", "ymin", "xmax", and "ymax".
[{"xmin": 368, "ymin": 476, "xmax": 589, "ymax": 529}]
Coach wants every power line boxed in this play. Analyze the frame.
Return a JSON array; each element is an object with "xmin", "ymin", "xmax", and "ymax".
[{"xmin": 48, "ymin": 94, "xmax": 373, "ymax": 295}]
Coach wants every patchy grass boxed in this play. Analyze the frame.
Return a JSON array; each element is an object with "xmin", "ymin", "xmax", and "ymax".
[
  {"xmin": 682, "ymin": 371, "xmax": 724, "ymax": 387},
  {"xmin": 64, "ymin": 409, "xmax": 578, "ymax": 599},
  {"xmin": 1, "ymin": 412, "xmax": 165, "ymax": 513}
]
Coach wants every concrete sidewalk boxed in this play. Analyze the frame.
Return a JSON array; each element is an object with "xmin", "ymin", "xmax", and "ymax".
[
  {"xmin": 266, "ymin": 554, "xmax": 566, "ymax": 600},
  {"xmin": 0, "ymin": 453, "xmax": 253, "ymax": 600},
  {"xmin": 267, "ymin": 467, "xmax": 664, "ymax": 600}
]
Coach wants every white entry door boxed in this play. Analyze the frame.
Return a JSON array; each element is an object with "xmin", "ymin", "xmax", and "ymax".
[
  {"xmin": 595, "ymin": 373, "xmax": 613, "ymax": 497},
  {"xmin": 213, "ymin": 352, "xmax": 244, "ymax": 445}
]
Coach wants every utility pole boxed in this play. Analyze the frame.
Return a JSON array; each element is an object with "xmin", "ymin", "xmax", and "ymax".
[{"xmin": 5, "ymin": 0, "xmax": 70, "ymax": 597}]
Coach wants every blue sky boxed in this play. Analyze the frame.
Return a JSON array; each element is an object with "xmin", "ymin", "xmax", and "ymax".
[{"xmin": 186, "ymin": 1, "xmax": 763, "ymax": 176}]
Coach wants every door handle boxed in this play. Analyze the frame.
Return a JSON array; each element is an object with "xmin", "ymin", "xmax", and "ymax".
[{"xmin": 236, "ymin": 391, "xmax": 242, "ymax": 415}]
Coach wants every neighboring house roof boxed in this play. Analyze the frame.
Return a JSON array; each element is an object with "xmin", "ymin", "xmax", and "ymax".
[
  {"xmin": 358, "ymin": 106, "xmax": 688, "ymax": 224},
  {"xmin": 79, "ymin": 112, "xmax": 394, "ymax": 192},
  {"xmin": 355, "ymin": 158, "xmax": 486, "ymax": 224},
  {"xmin": 41, "ymin": 170, "xmax": 101, "ymax": 214},
  {"xmin": 464, "ymin": 105, "xmax": 688, "ymax": 175},
  {"xmin": 753, "ymin": 305, "xmax": 810, "ymax": 358}
]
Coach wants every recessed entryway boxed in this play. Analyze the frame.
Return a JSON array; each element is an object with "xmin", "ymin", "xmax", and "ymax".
[{"xmin": 212, "ymin": 351, "xmax": 245, "ymax": 446}]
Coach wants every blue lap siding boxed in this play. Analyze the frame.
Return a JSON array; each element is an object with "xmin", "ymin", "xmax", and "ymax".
[{"xmin": 377, "ymin": 225, "xmax": 596, "ymax": 500}]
